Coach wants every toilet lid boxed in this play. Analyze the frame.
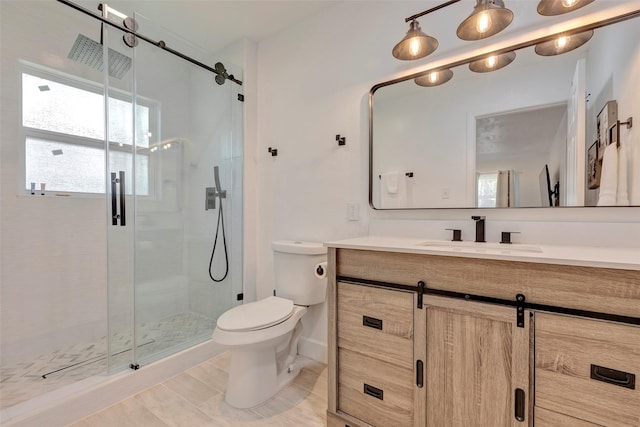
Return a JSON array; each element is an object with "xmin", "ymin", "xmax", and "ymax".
[{"xmin": 216, "ymin": 296, "xmax": 294, "ymax": 332}]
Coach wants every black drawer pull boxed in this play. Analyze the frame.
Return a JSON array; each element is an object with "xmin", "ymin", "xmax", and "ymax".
[
  {"xmin": 514, "ymin": 388, "xmax": 525, "ymax": 422},
  {"xmin": 591, "ymin": 364, "xmax": 636, "ymax": 389},
  {"xmin": 362, "ymin": 315, "xmax": 383, "ymax": 330},
  {"xmin": 363, "ymin": 383, "xmax": 384, "ymax": 400},
  {"xmin": 416, "ymin": 359, "xmax": 424, "ymax": 388}
]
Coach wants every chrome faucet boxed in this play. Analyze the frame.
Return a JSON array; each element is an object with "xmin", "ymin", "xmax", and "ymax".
[{"xmin": 471, "ymin": 216, "xmax": 486, "ymax": 243}]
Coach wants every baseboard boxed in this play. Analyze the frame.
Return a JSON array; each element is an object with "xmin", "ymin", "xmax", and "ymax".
[{"xmin": 298, "ymin": 336, "xmax": 327, "ymax": 364}]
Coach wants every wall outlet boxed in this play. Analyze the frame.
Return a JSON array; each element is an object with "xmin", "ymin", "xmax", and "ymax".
[
  {"xmin": 441, "ymin": 188, "xmax": 450, "ymax": 199},
  {"xmin": 347, "ymin": 202, "xmax": 359, "ymax": 221}
]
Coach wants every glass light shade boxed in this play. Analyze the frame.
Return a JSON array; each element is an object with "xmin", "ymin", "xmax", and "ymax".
[
  {"xmin": 414, "ymin": 69, "xmax": 454, "ymax": 87},
  {"xmin": 534, "ymin": 30, "xmax": 594, "ymax": 56},
  {"xmin": 469, "ymin": 51, "xmax": 516, "ymax": 72},
  {"xmin": 457, "ymin": 0, "xmax": 513, "ymax": 41},
  {"xmin": 392, "ymin": 20, "xmax": 438, "ymax": 60},
  {"xmin": 537, "ymin": 0, "xmax": 595, "ymax": 16}
]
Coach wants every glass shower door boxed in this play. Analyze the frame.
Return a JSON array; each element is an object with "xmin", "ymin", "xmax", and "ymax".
[
  {"xmin": 104, "ymin": 14, "xmax": 136, "ymax": 373},
  {"xmin": 129, "ymin": 12, "xmax": 244, "ymax": 366}
]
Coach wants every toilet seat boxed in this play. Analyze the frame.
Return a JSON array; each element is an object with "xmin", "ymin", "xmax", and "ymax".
[{"xmin": 216, "ymin": 296, "xmax": 294, "ymax": 332}]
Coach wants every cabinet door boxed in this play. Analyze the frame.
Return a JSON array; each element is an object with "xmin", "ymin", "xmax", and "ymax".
[{"xmin": 425, "ymin": 295, "xmax": 530, "ymax": 427}]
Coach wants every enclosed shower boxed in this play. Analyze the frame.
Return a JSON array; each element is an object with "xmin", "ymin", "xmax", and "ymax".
[{"xmin": 0, "ymin": 0, "xmax": 243, "ymax": 421}]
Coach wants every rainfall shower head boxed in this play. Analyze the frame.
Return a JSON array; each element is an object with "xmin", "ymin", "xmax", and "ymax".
[{"xmin": 68, "ymin": 34, "xmax": 132, "ymax": 79}]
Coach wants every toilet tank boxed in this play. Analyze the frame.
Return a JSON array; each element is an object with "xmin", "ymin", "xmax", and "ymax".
[{"xmin": 272, "ymin": 240, "xmax": 327, "ymax": 306}]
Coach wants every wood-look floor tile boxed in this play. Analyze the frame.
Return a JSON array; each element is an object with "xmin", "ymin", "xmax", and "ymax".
[
  {"xmin": 70, "ymin": 353, "xmax": 327, "ymax": 427},
  {"xmin": 134, "ymin": 383, "xmax": 215, "ymax": 427},
  {"xmin": 70, "ymin": 397, "xmax": 170, "ymax": 427},
  {"xmin": 185, "ymin": 360, "xmax": 228, "ymax": 393},
  {"xmin": 197, "ymin": 392, "xmax": 263, "ymax": 425},
  {"xmin": 163, "ymin": 371, "xmax": 221, "ymax": 406},
  {"xmin": 207, "ymin": 351, "xmax": 230, "ymax": 372}
]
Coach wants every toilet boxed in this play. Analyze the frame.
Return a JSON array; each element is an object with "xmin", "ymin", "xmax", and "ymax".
[{"xmin": 212, "ymin": 240, "xmax": 327, "ymax": 408}]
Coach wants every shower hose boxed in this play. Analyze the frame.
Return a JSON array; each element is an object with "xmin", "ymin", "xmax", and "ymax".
[{"xmin": 208, "ymin": 196, "xmax": 229, "ymax": 282}]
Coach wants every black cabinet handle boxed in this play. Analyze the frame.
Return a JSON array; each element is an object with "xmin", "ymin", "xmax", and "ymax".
[
  {"xmin": 416, "ymin": 360, "xmax": 424, "ymax": 388},
  {"xmin": 514, "ymin": 388, "xmax": 525, "ymax": 422},
  {"xmin": 362, "ymin": 315, "xmax": 382, "ymax": 330},
  {"xmin": 591, "ymin": 364, "xmax": 636, "ymax": 389},
  {"xmin": 363, "ymin": 383, "xmax": 384, "ymax": 400}
]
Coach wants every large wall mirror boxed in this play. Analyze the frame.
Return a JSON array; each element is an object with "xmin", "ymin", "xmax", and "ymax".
[{"xmin": 370, "ymin": 10, "xmax": 639, "ymax": 209}]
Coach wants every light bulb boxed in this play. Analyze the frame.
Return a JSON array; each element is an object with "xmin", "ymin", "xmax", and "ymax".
[
  {"xmin": 486, "ymin": 55, "xmax": 497, "ymax": 68},
  {"xmin": 428, "ymin": 72, "xmax": 439, "ymax": 84},
  {"xmin": 561, "ymin": 0, "xmax": 578, "ymax": 7},
  {"xmin": 409, "ymin": 38, "xmax": 422, "ymax": 56},
  {"xmin": 555, "ymin": 36, "xmax": 569, "ymax": 49},
  {"xmin": 476, "ymin": 11, "xmax": 492, "ymax": 34}
]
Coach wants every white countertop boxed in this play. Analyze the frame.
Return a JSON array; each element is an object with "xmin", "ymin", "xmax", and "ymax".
[{"xmin": 325, "ymin": 236, "xmax": 640, "ymax": 271}]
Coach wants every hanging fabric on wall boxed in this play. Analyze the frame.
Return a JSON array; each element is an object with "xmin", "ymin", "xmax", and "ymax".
[{"xmin": 597, "ymin": 142, "xmax": 629, "ymax": 206}]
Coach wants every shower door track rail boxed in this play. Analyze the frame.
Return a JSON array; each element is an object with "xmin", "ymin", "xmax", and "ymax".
[
  {"xmin": 55, "ymin": 0, "xmax": 243, "ymax": 86},
  {"xmin": 40, "ymin": 339, "xmax": 156, "ymax": 379}
]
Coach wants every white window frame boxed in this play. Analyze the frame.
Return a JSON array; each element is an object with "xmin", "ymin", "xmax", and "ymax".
[{"xmin": 20, "ymin": 62, "xmax": 159, "ymax": 198}]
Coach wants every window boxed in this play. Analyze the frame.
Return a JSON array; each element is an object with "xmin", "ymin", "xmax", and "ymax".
[
  {"xmin": 22, "ymin": 68, "xmax": 153, "ymax": 195},
  {"xmin": 477, "ymin": 172, "xmax": 498, "ymax": 208}
]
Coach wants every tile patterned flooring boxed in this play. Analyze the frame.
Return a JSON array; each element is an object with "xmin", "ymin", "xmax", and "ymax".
[
  {"xmin": 0, "ymin": 312, "xmax": 214, "ymax": 410},
  {"xmin": 69, "ymin": 352, "xmax": 328, "ymax": 427}
]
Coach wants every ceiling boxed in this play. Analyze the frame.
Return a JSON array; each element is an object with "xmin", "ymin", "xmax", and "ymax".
[
  {"xmin": 476, "ymin": 103, "xmax": 568, "ymax": 158},
  {"xmin": 98, "ymin": 0, "xmax": 342, "ymax": 54}
]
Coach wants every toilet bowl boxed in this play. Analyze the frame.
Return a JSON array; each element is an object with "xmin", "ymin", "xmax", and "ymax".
[{"xmin": 211, "ymin": 240, "xmax": 327, "ymax": 408}]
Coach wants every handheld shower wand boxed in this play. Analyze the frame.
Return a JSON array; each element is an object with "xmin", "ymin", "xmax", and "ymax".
[{"xmin": 208, "ymin": 166, "xmax": 229, "ymax": 282}]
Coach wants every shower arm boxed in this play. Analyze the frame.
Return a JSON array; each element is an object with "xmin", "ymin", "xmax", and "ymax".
[{"xmin": 55, "ymin": 0, "xmax": 243, "ymax": 86}]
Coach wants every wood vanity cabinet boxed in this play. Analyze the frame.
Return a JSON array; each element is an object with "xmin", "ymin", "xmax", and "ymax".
[{"xmin": 326, "ymin": 246, "xmax": 640, "ymax": 427}]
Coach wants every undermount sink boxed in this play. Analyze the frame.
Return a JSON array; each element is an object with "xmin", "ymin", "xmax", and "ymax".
[{"xmin": 417, "ymin": 240, "xmax": 543, "ymax": 254}]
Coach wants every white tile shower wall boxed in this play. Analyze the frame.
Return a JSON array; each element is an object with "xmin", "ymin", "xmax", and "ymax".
[{"xmin": 254, "ymin": 1, "xmax": 640, "ymax": 359}]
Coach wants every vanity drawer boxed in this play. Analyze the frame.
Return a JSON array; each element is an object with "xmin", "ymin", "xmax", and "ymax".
[
  {"xmin": 535, "ymin": 407, "xmax": 602, "ymax": 427},
  {"xmin": 338, "ymin": 348, "xmax": 413, "ymax": 427},
  {"xmin": 535, "ymin": 313, "xmax": 640, "ymax": 426},
  {"xmin": 337, "ymin": 281, "xmax": 413, "ymax": 369}
]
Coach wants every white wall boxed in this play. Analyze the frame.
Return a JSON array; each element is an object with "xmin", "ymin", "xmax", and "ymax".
[{"xmin": 255, "ymin": 1, "xmax": 640, "ymax": 362}]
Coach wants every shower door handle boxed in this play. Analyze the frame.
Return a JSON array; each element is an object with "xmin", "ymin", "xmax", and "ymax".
[
  {"xmin": 111, "ymin": 171, "xmax": 126, "ymax": 226},
  {"xmin": 119, "ymin": 171, "xmax": 126, "ymax": 226}
]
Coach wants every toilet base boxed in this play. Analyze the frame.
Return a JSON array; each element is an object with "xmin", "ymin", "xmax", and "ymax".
[{"xmin": 225, "ymin": 349, "xmax": 302, "ymax": 408}]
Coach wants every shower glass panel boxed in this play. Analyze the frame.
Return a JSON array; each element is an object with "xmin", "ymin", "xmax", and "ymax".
[
  {"xmin": 104, "ymin": 16, "xmax": 136, "ymax": 373},
  {"xmin": 0, "ymin": 1, "xmax": 112, "ymax": 409},
  {"xmin": 128, "ymin": 11, "xmax": 244, "ymax": 366}
]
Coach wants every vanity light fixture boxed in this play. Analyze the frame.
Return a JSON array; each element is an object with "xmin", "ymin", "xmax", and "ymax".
[
  {"xmin": 537, "ymin": 0, "xmax": 595, "ymax": 16},
  {"xmin": 392, "ymin": 19, "xmax": 439, "ymax": 60},
  {"xmin": 392, "ymin": 0, "xmax": 460, "ymax": 61},
  {"xmin": 414, "ymin": 69, "xmax": 454, "ymax": 87},
  {"xmin": 469, "ymin": 51, "xmax": 516, "ymax": 72},
  {"xmin": 534, "ymin": 30, "xmax": 594, "ymax": 56},
  {"xmin": 457, "ymin": 0, "xmax": 513, "ymax": 41}
]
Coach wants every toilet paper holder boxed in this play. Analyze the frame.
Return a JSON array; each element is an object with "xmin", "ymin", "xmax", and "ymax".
[{"xmin": 315, "ymin": 262, "xmax": 328, "ymax": 279}]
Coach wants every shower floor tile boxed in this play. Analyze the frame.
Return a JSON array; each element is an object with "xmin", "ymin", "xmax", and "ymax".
[{"xmin": 0, "ymin": 311, "xmax": 214, "ymax": 410}]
